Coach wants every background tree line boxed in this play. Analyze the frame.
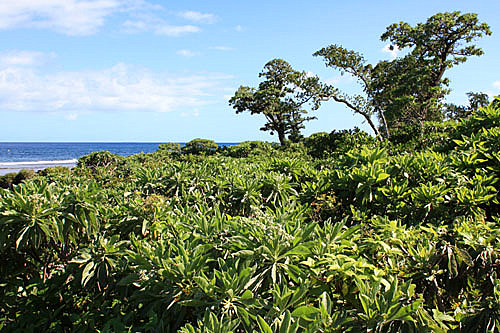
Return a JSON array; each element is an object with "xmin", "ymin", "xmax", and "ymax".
[{"xmin": 230, "ymin": 11, "xmax": 493, "ymax": 145}]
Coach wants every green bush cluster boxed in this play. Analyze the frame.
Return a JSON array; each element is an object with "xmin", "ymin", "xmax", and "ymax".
[
  {"xmin": 0, "ymin": 168, "xmax": 36, "ymax": 189},
  {"xmin": 1, "ymin": 104, "xmax": 500, "ymax": 331},
  {"xmin": 181, "ymin": 138, "xmax": 218, "ymax": 155},
  {"xmin": 222, "ymin": 141, "xmax": 277, "ymax": 158},
  {"xmin": 304, "ymin": 128, "xmax": 375, "ymax": 158},
  {"xmin": 388, "ymin": 120, "xmax": 457, "ymax": 153},
  {"xmin": 77, "ymin": 150, "xmax": 125, "ymax": 170},
  {"xmin": 158, "ymin": 142, "xmax": 182, "ymax": 155}
]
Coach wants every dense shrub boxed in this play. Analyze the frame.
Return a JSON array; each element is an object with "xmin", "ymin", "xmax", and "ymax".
[
  {"xmin": 181, "ymin": 138, "xmax": 218, "ymax": 155},
  {"xmin": 0, "ymin": 172, "xmax": 16, "ymax": 189},
  {"xmin": 13, "ymin": 168, "xmax": 36, "ymax": 184},
  {"xmin": 158, "ymin": 142, "xmax": 182, "ymax": 154},
  {"xmin": 304, "ymin": 128, "xmax": 375, "ymax": 158},
  {"xmin": 1, "ymin": 105, "xmax": 500, "ymax": 331},
  {"xmin": 0, "ymin": 169, "xmax": 36, "ymax": 189},
  {"xmin": 77, "ymin": 150, "xmax": 124, "ymax": 169},
  {"xmin": 37, "ymin": 165, "xmax": 71, "ymax": 177},
  {"xmin": 222, "ymin": 140, "xmax": 276, "ymax": 157},
  {"xmin": 388, "ymin": 120, "xmax": 456, "ymax": 153}
]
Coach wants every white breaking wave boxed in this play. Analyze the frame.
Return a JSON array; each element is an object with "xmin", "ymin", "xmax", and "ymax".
[{"xmin": 0, "ymin": 159, "xmax": 78, "ymax": 167}]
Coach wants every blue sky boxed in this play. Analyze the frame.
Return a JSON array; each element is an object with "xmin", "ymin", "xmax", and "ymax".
[{"xmin": 0, "ymin": 0, "xmax": 499, "ymax": 142}]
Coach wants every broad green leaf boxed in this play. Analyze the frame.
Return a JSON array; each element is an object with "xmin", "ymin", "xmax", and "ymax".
[
  {"xmin": 257, "ymin": 315, "xmax": 273, "ymax": 333},
  {"xmin": 82, "ymin": 261, "xmax": 95, "ymax": 287},
  {"xmin": 291, "ymin": 306, "xmax": 320, "ymax": 320}
]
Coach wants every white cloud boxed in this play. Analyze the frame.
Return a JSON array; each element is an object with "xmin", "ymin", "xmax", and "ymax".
[
  {"xmin": 305, "ymin": 71, "xmax": 319, "ymax": 78},
  {"xmin": 121, "ymin": 19, "xmax": 148, "ymax": 33},
  {"xmin": 235, "ymin": 25, "xmax": 243, "ymax": 32},
  {"xmin": 178, "ymin": 11, "xmax": 216, "ymax": 24},
  {"xmin": 0, "ymin": 62, "xmax": 233, "ymax": 114},
  {"xmin": 0, "ymin": 50, "xmax": 56, "ymax": 66},
  {"xmin": 177, "ymin": 49, "xmax": 201, "ymax": 57},
  {"xmin": 0, "ymin": 0, "xmax": 120, "ymax": 35},
  {"xmin": 210, "ymin": 46, "xmax": 233, "ymax": 51},
  {"xmin": 0, "ymin": 1, "xmax": 205, "ymax": 37},
  {"xmin": 487, "ymin": 81, "xmax": 500, "ymax": 98},
  {"xmin": 65, "ymin": 112, "xmax": 79, "ymax": 120},
  {"xmin": 155, "ymin": 24, "xmax": 201, "ymax": 36},
  {"xmin": 381, "ymin": 44, "xmax": 400, "ymax": 60},
  {"xmin": 122, "ymin": 19, "xmax": 201, "ymax": 36}
]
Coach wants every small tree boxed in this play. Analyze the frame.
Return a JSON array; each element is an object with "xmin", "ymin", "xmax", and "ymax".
[
  {"xmin": 229, "ymin": 59, "xmax": 329, "ymax": 145},
  {"xmin": 158, "ymin": 142, "xmax": 182, "ymax": 154},
  {"xmin": 182, "ymin": 138, "xmax": 218, "ymax": 155},
  {"xmin": 314, "ymin": 11, "xmax": 491, "ymax": 140}
]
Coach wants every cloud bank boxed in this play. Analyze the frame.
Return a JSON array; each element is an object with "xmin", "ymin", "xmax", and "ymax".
[
  {"xmin": 0, "ymin": 0, "xmax": 119, "ymax": 35},
  {"xmin": 178, "ymin": 11, "xmax": 217, "ymax": 24},
  {"xmin": 0, "ymin": 50, "xmax": 56, "ymax": 66},
  {"xmin": 0, "ymin": 54, "xmax": 232, "ymax": 114},
  {"xmin": 177, "ymin": 49, "xmax": 201, "ymax": 57},
  {"xmin": 0, "ymin": 0, "xmax": 215, "ymax": 36}
]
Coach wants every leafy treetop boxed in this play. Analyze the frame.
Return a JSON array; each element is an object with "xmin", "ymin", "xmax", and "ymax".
[
  {"xmin": 315, "ymin": 11, "xmax": 491, "ymax": 140},
  {"xmin": 229, "ymin": 59, "xmax": 330, "ymax": 145}
]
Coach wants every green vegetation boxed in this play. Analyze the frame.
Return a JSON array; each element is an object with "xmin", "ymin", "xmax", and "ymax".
[
  {"xmin": 1, "ymin": 101, "xmax": 499, "ymax": 331},
  {"xmin": 233, "ymin": 12, "xmax": 491, "ymax": 142},
  {"xmin": 229, "ymin": 59, "xmax": 329, "ymax": 146},
  {"xmin": 314, "ymin": 11, "xmax": 491, "ymax": 140},
  {"xmin": 0, "ymin": 168, "xmax": 36, "ymax": 189},
  {"xmin": 1, "ymin": 10, "xmax": 500, "ymax": 332}
]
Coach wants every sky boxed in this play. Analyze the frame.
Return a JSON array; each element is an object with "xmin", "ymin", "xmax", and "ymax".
[{"xmin": 0, "ymin": 0, "xmax": 499, "ymax": 142}]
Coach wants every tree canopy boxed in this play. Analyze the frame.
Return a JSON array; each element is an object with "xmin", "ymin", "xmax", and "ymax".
[
  {"xmin": 229, "ymin": 59, "xmax": 330, "ymax": 145},
  {"xmin": 314, "ymin": 11, "xmax": 491, "ymax": 140}
]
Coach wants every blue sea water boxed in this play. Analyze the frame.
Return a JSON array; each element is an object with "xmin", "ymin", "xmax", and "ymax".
[{"xmin": 0, "ymin": 142, "xmax": 236, "ymax": 175}]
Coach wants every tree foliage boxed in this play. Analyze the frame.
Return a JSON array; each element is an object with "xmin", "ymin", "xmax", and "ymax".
[
  {"xmin": 444, "ymin": 91, "xmax": 491, "ymax": 120},
  {"xmin": 181, "ymin": 138, "xmax": 218, "ymax": 155},
  {"xmin": 314, "ymin": 11, "xmax": 491, "ymax": 139},
  {"xmin": 229, "ymin": 59, "xmax": 329, "ymax": 145}
]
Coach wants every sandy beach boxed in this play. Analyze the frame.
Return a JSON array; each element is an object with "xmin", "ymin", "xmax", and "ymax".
[{"xmin": 0, "ymin": 160, "xmax": 77, "ymax": 176}]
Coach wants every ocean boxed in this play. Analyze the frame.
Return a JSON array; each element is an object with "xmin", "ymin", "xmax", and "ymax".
[{"xmin": 0, "ymin": 142, "xmax": 236, "ymax": 175}]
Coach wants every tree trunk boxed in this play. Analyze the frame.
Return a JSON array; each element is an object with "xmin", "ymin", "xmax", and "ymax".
[
  {"xmin": 378, "ymin": 108, "xmax": 390, "ymax": 139},
  {"xmin": 277, "ymin": 130, "xmax": 287, "ymax": 146},
  {"xmin": 331, "ymin": 94, "xmax": 383, "ymax": 141}
]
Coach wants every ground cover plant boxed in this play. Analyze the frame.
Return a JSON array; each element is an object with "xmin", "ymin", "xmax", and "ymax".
[
  {"xmin": 0, "ymin": 11, "xmax": 498, "ymax": 333},
  {"xmin": 0, "ymin": 101, "xmax": 499, "ymax": 332}
]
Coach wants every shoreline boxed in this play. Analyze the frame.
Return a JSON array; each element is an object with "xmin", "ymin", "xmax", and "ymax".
[{"xmin": 0, "ymin": 160, "xmax": 77, "ymax": 176}]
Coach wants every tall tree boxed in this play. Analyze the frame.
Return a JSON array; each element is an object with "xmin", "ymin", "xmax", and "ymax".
[
  {"xmin": 313, "ymin": 46, "xmax": 386, "ymax": 139},
  {"xmin": 314, "ymin": 11, "xmax": 491, "ymax": 140},
  {"xmin": 229, "ymin": 59, "xmax": 329, "ymax": 145}
]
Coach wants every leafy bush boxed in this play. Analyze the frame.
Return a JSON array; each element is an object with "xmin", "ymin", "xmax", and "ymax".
[
  {"xmin": 37, "ymin": 165, "xmax": 71, "ymax": 177},
  {"xmin": 13, "ymin": 168, "xmax": 36, "ymax": 184},
  {"xmin": 77, "ymin": 150, "xmax": 124, "ymax": 169},
  {"xmin": 223, "ymin": 141, "xmax": 276, "ymax": 158},
  {"xmin": 389, "ymin": 120, "xmax": 456, "ymax": 153},
  {"xmin": 1, "ymin": 104, "xmax": 500, "ymax": 331},
  {"xmin": 158, "ymin": 142, "xmax": 182, "ymax": 154},
  {"xmin": 0, "ymin": 172, "xmax": 16, "ymax": 189},
  {"xmin": 0, "ymin": 169, "xmax": 36, "ymax": 189},
  {"xmin": 182, "ymin": 138, "xmax": 218, "ymax": 155},
  {"xmin": 304, "ymin": 128, "xmax": 375, "ymax": 158}
]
